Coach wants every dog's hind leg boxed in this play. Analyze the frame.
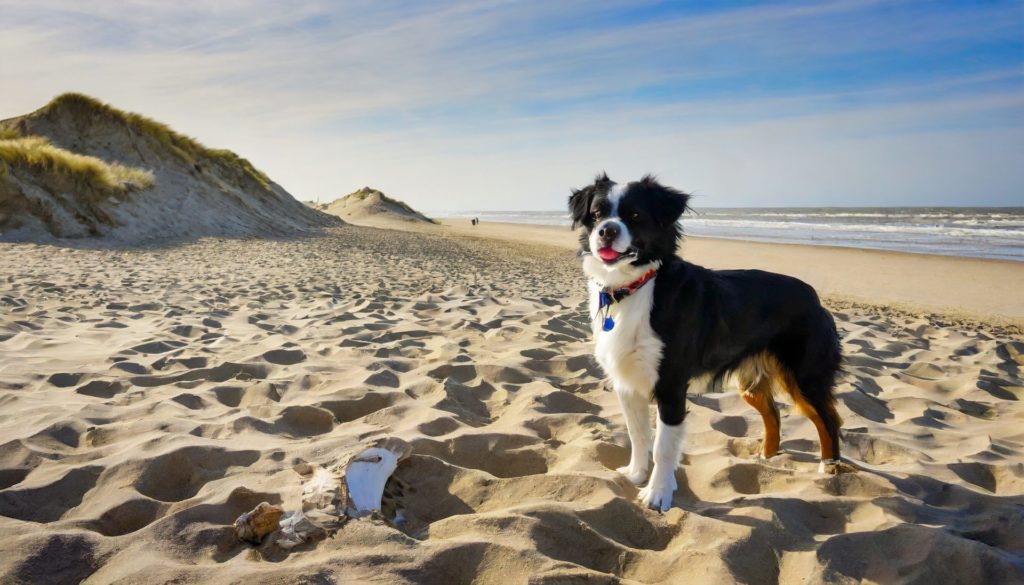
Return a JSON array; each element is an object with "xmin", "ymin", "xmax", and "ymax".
[
  {"xmin": 778, "ymin": 372, "xmax": 843, "ymax": 472},
  {"xmin": 740, "ymin": 378, "xmax": 780, "ymax": 459},
  {"xmin": 772, "ymin": 310, "xmax": 846, "ymax": 474},
  {"xmin": 615, "ymin": 388, "xmax": 653, "ymax": 485},
  {"xmin": 796, "ymin": 392, "xmax": 841, "ymax": 470}
]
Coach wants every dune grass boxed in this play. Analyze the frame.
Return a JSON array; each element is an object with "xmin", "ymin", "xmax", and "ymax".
[
  {"xmin": 0, "ymin": 136, "xmax": 155, "ymax": 198},
  {"xmin": 42, "ymin": 93, "xmax": 271, "ymax": 188},
  {"xmin": 0, "ymin": 126, "xmax": 20, "ymax": 140}
]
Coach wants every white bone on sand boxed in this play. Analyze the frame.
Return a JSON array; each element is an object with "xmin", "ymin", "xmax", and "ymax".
[{"xmin": 344, "ymin": 436, "xmax": 413, "ymax": 517}]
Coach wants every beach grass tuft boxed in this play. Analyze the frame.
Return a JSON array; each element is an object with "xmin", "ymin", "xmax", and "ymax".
[
  {"xmin": 0, "ymin": 136, "xmax": 155, "ymax": 199},
  {"xmin": 44, "ymin": 93, "xmax": 271, "ymax": 188}
]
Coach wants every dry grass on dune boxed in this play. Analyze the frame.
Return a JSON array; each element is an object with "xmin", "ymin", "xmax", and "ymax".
[
  {"xmin": 41, "ymin": 93, "xmax": 271, "ymax": 188},
  {"xmin": 1, "ymin": 93, "xmax": 338, "ymax": 241},
  {"xmin": 0, "ymin": 126, "xmax": 20, "ymax": 140},
  {"xmin": 0, "ymin": 136, "xmax": 155, "ymax": 197}
]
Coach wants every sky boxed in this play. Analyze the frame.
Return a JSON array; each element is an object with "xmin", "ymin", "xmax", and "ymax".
[{"xmin": 1, "ymin": 1, "xmax": 1022, "ymax": 211}]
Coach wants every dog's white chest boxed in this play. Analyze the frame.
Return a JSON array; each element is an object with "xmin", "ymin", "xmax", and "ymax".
[{"xmin": 589, "ymin": 282, "xmax": 664, "ymax": 395}]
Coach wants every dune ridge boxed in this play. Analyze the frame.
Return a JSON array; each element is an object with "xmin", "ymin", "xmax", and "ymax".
[
  {"xmin": 0, "ymin": 94, "xmax": 339, "ymax": 243},
  {"xmin": 322, "ymin": 187, "xmax": 436, "ymax": 227},
  {"xmin": 0, "ymin": 225, "xmax": 1021, "ymax": 583}
]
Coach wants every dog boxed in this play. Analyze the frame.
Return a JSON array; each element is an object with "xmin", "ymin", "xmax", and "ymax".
[{"xmin": 569, "ymin": 174, "xmax": 843, "ymax": 511}]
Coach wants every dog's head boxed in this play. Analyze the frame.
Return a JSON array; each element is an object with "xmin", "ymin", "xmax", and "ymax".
[{"xmin": 569, "ymin": 174, "xmax": 690, "ymax": 282}]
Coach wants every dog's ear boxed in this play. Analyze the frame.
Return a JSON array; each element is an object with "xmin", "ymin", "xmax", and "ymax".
[
  {"xmin": 640, "ymin": 175, "xmax": 691, "ymax": 226},
  {"xmin": 569, "ymin": 173, "xmax": 614, "ymax": 229},
  {"xmin": 568, "ymin": 186, "xmax": 594, "ymax": 229}
]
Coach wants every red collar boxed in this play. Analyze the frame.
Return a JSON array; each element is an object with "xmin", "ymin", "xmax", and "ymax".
[{"xmin": 601, "ymin": 268, "xmax": 658, "ymax": 306}]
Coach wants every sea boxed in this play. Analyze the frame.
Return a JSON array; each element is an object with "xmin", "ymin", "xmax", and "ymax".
[{"xmin": 434, "ymin": 208, "xmax": 1024, "ymax": 262}]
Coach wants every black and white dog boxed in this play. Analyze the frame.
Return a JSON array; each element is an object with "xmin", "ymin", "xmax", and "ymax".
[{"xmin": 570, "ymin": 174, "xmax": 843, "ymax": 511}]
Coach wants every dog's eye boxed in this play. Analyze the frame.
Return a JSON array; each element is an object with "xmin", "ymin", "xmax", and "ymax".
[
  {"xmin": 593, "ymin": 209, "xmax": 603, "ymax": 219},
  {"xmin": 629, "ymin": 211, "xmax": 640, "ymax": 221}
]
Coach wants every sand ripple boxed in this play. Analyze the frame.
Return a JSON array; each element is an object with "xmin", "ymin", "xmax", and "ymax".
[{"xmin": 0, "ymin": 226, "xmax": 1021, "ymax": 583}]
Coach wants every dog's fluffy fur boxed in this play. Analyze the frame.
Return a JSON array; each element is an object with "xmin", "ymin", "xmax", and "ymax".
[{"xmin": 569, "ymin": 174, "xmax": 843, "ymax": 511}]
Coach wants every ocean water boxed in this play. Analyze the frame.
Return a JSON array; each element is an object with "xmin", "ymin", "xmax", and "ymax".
[{"xmin": 435, "ymin": 208, "xmax": 1024, "ymax": 261}]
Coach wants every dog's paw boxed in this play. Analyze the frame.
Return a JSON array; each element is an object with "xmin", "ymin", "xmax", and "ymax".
[
  {"xmin": 616, "ymin": 464, "xmax": 649, "ymax": 485},
  {"xmin": 637, "ymin": 475, "xmax": 676, "ymax": 512}
]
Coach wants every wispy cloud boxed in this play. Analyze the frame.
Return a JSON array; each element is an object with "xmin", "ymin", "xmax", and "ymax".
[{"xmin": 2, "ymin": 0, "xmax": 1022, "ymax": 208}]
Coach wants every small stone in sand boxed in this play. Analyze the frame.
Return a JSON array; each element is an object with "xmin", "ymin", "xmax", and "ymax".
[{"xmin": 234, "ymin": 502, "xmax": 285, "ymax": 544}]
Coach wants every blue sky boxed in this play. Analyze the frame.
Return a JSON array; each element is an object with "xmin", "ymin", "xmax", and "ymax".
[{"xmin": 1, "ymin": 0, "xmax": 1022, "ymax": 210}]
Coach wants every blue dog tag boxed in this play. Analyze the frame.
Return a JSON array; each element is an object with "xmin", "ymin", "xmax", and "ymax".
[{"xmin": 602, "ymin": 316, "xmax": 615, "ymax": 331}]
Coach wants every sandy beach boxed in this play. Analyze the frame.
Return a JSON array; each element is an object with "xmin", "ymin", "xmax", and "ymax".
[
  {"xmin": 437, "ymin": 220, "xmax": 1024, "ymax": 328},
  {"xmin": 1, "ymin": 223, "xmax": 1022, "ymax": 584}
]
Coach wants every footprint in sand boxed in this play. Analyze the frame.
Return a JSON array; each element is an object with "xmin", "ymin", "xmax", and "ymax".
[
  {"xmin": 318, "ymin": 391, "xmax": 406, "ymax": 423},
  {"xmin": 132, "ymin": 446, "xmax": 260, "ymax": 502},
  {"xmin": 0, "ymin": 466, "xmax": 103, "ymax": 522},
  {"xmin": 46, "ymin": 372, "xmax": 83, "ymax": 388},
  {"xmin": 75, "ymin": 380, "xmax": 125, "ymax": 399},
  {"xmin": 261, "ymin": 348, "xmax": 307, "ymax": 365},
  {"xmin": 88, "ymin": 498, "xmax": 167, "ymax": 537}
]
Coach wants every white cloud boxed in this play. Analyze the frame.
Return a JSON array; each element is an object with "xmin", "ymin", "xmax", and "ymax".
[{"xmin": 2, "ymin": 1, "xmax": 1021, "ymax": 208}]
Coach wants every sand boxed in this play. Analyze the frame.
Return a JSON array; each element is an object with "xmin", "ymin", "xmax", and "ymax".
[{"xmin": 0, "ymin": 224, "xmax": 1022, "ymax": 584}]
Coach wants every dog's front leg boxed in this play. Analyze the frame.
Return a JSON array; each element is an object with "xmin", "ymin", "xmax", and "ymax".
[
  {"xmin": 615, "ymin": 387, "xmax": 653, "ymax": 485},
  {"xmin": 639, "ymin": 417, "xmax": 685, "ymax": 511},
  {"xmin": 639, "ymin": 386, "xmax": 688, "ymax": 512}
]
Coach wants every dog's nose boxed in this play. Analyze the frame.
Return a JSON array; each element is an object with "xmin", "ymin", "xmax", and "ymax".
[{"xmin": 598, "ymin": 223, "xmax": 620, "ymax": 242}]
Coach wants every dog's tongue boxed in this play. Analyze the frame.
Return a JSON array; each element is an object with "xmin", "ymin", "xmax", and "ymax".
[{"xmin": 597, "ymin": 247, "xmax": 622, "ymax": 261}]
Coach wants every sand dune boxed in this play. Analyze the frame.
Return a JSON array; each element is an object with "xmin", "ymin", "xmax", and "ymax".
[
  {"xmin": 321, "ymin": 187, "xmax": 435, "ymax": 227},
  {"xmin": 0, "ymin": 225, "xmax": 1021, "ymax": 583},
  {"xmin": 0, "ymin": 94, "xmax": 339, "ymax": 243}
]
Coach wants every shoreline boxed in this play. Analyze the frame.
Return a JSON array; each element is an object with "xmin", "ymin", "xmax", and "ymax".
[
  {"xmin": 387, "ymin": 218, "xmax": 1024, "ymax": 329},
  {"xmin": 431, "ymin": 207, "xmax": 1024, "ymax": 263}
]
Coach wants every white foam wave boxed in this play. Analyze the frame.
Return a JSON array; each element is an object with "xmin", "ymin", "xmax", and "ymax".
[{"xmin": 433, "ymin": 208, "xmax": 1024, "ymax": 260}]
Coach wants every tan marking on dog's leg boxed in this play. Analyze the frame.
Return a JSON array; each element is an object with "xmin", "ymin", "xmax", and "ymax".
[
  {"xmin": 797, "ymin": 397, "xmax": 836, "ymax": 462},
  {"xmin": 740, "ymin": 382, "xmax": 780, "ymax": 458},
  {"xmin": 777, "ymin": 372, "xmax": 839, "ymax": 463}
]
